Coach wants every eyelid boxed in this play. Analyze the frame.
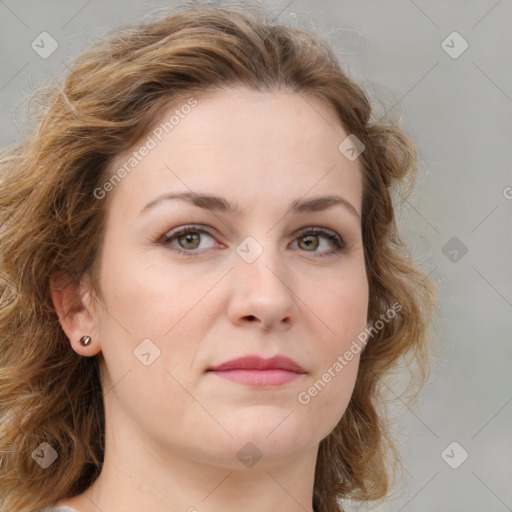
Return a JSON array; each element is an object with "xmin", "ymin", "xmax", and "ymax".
[{"xmin": 294, "ymin": 225, "xmax": 342, "ymax": 240}]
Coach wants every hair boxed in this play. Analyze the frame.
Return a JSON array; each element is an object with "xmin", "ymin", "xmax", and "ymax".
[{"xmin": 0, "ymin": 3, "xmax": 437, "ymax": 511}]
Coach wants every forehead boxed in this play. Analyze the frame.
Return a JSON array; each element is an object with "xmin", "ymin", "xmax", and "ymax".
[{"xmin": 105, "ymin": 88, "xmax": 363, "ymax": 219}]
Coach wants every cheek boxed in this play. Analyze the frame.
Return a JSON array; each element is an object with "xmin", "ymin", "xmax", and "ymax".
[
  {"xmin": 94, "ymin": 248, "xmax": 213, "ymax": 390},
  {"xmin": 304, "ymin": 261, "xmax": 369, "ymax": 344},
  {"xmin": 93, "ymin": 254, "xmax": 209, "ymax": 438},
  {"xmin": 296, "ymin": 312, "xmax": 363, "ymax": 440},
  {"xmin": 296, "ymin": 353, "xmax": 359, "ymax": 443},
  {"xmin": 295, "ymin": 264, "xmax": 367, "ymax": 430},
  {"xmin": 97, "ymin": 250, "xmax": 193, "ymax": 337}
]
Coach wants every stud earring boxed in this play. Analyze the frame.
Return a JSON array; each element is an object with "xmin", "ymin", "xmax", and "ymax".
[{"xmin": 80, "ymin": 335, "xmax": 92, "ymax": 346}]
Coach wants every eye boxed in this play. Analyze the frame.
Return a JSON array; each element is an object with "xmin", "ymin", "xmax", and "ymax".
[
  {"xmin": 158, "ymin": 225, "xmax": 347, "ymax": 257},
  {"xmin": 159, "ymin": 225, "xmax": 220, "ymax": 255},
  {"xmin": 291, "ymin": 227, "xmax": 346, "ymax": 256}
]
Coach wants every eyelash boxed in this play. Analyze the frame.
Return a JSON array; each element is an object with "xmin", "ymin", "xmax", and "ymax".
[{"xmin": 158, "ymin": 224, "xmax": 347, "ymax": 257}]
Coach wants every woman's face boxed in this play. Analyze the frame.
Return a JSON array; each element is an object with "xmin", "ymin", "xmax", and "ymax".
[{"xmin": 88, "ymin": 88, "xmax": 368, "ymax": 468}]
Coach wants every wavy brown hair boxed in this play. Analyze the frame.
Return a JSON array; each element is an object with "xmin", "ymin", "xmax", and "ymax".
[{"xmin": 0, "ymin": 3, "xmax": 437, "ymax": 512}]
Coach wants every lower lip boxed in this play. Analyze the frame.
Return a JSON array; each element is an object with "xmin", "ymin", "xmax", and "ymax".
[{"xmin": 208, "ymin": 369, "xmax": 303, "ymax": 387}]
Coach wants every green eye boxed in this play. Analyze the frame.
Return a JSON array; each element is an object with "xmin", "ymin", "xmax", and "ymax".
[
  {"xmin": 293, "ymin": 228, "xmax": 346, "ymax": 256},
  {"xmin": 160, "ymin": 225, "xmax": 218, "ymax": 255},
  {"xmin": 176, "ymin": 231, "xmax": 201, "ymax": 250},
  {"xmin": 297, "ymin": 234, "xmax": 319, "ymax": 251}
]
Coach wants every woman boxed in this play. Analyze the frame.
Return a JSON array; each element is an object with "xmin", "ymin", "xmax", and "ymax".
[{"xmin": 0, "ymin": 4, "xmax": 437, "ymax": 512}]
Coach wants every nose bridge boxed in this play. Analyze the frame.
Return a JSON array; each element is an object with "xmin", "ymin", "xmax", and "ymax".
[
  {"xmin": 236, "ymin": 235, "xmax": 288, "ymax": 294},
  {"xmin": 229, "ymin": 234, "xmax": 299, "ymax": 328}
]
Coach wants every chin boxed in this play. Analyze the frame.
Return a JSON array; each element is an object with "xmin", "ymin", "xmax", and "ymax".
[{"xmin": 201, "ymin": 421, "xmax": 316, "ymax": 465}]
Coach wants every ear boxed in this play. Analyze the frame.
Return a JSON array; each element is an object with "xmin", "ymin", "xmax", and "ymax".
[{"xmin": 49, "ymin": 272, "xmax": 102, "ymax": 356}]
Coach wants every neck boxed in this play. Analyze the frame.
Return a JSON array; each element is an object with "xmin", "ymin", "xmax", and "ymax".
[{"xmin": 60, "ymin": 401, "xmax": 319, "ymax": 512}]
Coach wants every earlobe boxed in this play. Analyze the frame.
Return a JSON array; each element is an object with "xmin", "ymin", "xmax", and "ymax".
[{"xmin": 49, "ymin": 273, "xmax": 101, "ymax": 356}]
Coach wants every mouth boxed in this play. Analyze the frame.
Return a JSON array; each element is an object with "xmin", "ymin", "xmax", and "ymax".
[{"xmin": 207, "ymin": 355, "xmax": 306, "ymax": 387}]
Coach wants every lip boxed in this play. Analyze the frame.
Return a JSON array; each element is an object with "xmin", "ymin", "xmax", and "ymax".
[
  {"xmin": 208, "ymin": 355, "xmax": 306, "ymax": 373},
  {"xmin": 207, "ymin": 355, "xmax": 307, "ymax": 388}
]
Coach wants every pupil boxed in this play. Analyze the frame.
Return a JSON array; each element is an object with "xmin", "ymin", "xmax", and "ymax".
[
  {"xmin": 301, "ymin": 235, "xmax": 318, "ymax": 250},
  {"xmin": 180, "ymin": 232, "xmax": 199, "ymax": 249}
]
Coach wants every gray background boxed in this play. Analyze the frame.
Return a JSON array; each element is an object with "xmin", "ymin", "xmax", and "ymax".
[{"xmin": 1, "ymin": 1, "xmax": 511, "ymax": 511}]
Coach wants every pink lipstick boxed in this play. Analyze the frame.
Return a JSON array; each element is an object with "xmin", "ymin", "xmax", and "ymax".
[{"xmin": 207, "ymin": 355, "xmax": 306, "ymax": 387}]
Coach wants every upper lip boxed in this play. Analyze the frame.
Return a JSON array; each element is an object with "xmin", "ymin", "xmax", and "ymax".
[{"xmin": 208, "ymin": 355, "xmax": 306, "ymax": 373}]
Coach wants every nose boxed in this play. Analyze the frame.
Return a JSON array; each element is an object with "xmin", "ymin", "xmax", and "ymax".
[{"xmin": 227, "ymin": 249, "xmax": 300, "ymax": 331}]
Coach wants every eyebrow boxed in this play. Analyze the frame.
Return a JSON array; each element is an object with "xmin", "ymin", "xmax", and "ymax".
[{"xmin": 141, "ymin": 192, "xmax": 361, "ymax": 220}]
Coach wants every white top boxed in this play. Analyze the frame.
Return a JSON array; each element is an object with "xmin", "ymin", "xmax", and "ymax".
[{"xmin": 43, "ymin": 507, "xmax": 79, "ymax": 512}]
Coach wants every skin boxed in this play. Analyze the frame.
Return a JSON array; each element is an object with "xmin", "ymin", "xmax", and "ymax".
[{"xmin": 51, "ymin": 87, "xmax": 369, "ymax": 512}]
